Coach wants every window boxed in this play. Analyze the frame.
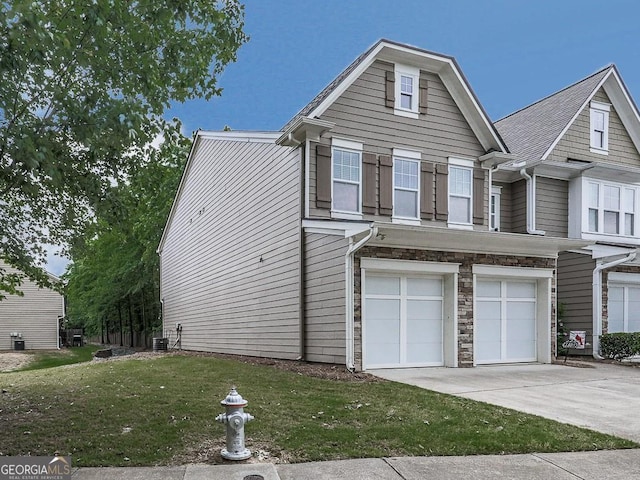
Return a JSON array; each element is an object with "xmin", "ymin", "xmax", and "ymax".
[
  {"xmin": 394, "ymin": 64, "xmax": 420, "ymax": 117},
  {"xmin": 333, "ymin": 148, "xmax": 361, "ymax": 213},
  {"xmin": 490, "ymin": 187, "xmax": 501, "ymax": 231},
  {"xmin": 393, "ymin": 157, "xmax": 419, "ymax": 220},
  {"xmin": 584, "ymin": 179, "xmax": 637, "ymax": 238},
  {"xmin": 608, "ymin": 273, "xmax": 640, "ymax": 333},
  {"xmin": 590, "ymin": 101, "xmax": 610, "ymax": 153},
  {"xmin": 449, "ymin": 164, "xmax": 472, "ymax": 224}
]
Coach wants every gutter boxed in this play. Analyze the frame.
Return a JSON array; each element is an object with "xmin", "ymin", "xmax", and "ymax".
[
  {"xmin": 345, "ymin": 226, "xmax": 378, "ymax": 371},
  {"xmin": 519, "ymin": 168, "xmax": 545, "ymax": 235},
  {"xmin": 592, "ymin": 251, "xmax": 637, "ymax": 359}
]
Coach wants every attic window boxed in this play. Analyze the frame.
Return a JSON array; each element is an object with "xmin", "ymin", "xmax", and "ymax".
[
  {"xmin": 394, "ymin": 64, "xmax": 420, "ymax": 118},
  {"xmin": 590, "ymin": 101, "xmax": 610, "ymax": 154}
]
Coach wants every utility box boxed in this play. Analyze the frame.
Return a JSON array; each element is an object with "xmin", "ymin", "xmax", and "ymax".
[{"xmin": 14, "ymin": 340, "xmax": 25, "ymax": 351}]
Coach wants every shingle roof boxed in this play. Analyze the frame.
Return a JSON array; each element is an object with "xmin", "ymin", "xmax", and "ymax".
[{"xmin": 495, "ymin": 65, "xmax": 613, "ymax": 164}]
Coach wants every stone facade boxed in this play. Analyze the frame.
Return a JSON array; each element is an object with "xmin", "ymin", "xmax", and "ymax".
[{"xmin": 353, "ymin": 246, "xmax": 557, "ymax": 369}]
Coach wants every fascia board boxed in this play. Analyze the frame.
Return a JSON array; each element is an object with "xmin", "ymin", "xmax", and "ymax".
[
  {"xmin": 307, "ymin": 42, "xmax": 386, "ymax": 120},
  {"xmin": 602, "ymin": 69, "xmax": 640, "ymax": 156}
]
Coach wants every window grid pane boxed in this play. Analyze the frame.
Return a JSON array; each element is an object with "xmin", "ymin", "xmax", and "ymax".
[
  {"xmin": 626, "ymin": 213, "xmax": 635, "ymax": 236},
  {"xmin": 333, "ymin": 149, "xmax": 360, "ymax": 183},
  {"xmin": 450, "ymin": 167, "xmax": 471, "ymax": 196},
  {"xmin": 589, "ymin": 183, "xmax": 599, "ymax": 208},
  {"xmin": 394, "ymin": 159, "xmax": 418, "ymax": 190},
  {"xmin": 604, "ymin": 185, "xmax": 620, "ymax": 211},
  {"xmin": 625, "ymin": 188, "xmax": 635, "ymax": 212}
]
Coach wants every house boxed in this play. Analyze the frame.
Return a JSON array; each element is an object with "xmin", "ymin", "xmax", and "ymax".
[
  {"xmin": 0, "ymin": 260, "xmax": 65, "ymax": 350},
  {"xmin": 495, "ymin": 65, "xmax": 640, "ymax": 357},
  {"xmin": 158, "ymin": 39, "xmax": 585, "ymax": 370}
]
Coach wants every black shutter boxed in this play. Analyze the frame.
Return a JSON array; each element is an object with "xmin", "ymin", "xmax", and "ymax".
[{"xmin": 316, "ymin": 145, "xmax": 331, "ymax": 209}]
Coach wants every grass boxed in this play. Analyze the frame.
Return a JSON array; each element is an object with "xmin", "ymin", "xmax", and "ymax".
[
  {"xmin": 0, "ymin": 353, "xmax": 636, "ymax": 467},
  {"xmin": 17, "ymin": 345, "xmax": 101, "ymax": 371}
]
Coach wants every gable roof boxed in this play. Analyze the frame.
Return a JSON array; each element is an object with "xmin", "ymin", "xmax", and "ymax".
[
  {"xmin": 282, "ymin": 39, "xmax": 508, "ymax": 154},
  {"xmin": 495, "ymin": 65, "xmax": 640, "ymax": 165}
]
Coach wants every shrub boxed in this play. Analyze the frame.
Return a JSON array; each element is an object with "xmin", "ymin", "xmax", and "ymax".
[{"xmin": 600, "ymin": 332, "xmax": 640, "ymax": 360}]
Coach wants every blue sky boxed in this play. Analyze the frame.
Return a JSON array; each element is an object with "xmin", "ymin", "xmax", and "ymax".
[
  {"xmin": 46, "ymin": 0, "xmax": 640, "ymax": 275},
  {"xmin": 167, "ymin": 0, "xmax": 640, "ymax": 136}
]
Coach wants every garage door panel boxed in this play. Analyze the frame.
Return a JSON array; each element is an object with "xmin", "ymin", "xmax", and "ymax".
[
  {"xmin": 407, "ymin": 277, "xmax": 441, "ymax": 296},
  {"xmin": 367, "ymin": 276, "xmax": 400, "ymax": 295},
  {"xmin": 364, "ymin": 274, "xmax": 443, "ymax": 368},
  {"xmin": 506, "ymin": 282, "xmax": 536, "ymax": 298},
  {"xmin": 630, "ymin": 288, "xmax": 640, "ymax": 332},
  {"xmin": 476, "ymin": 279, "xmax": 537, "ymax": 364}
]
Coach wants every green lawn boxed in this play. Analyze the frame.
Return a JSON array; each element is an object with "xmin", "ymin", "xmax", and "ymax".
[
  {"xmin": 17, "ymin": 345, "xmax": 101, "ymax": 371},
  {"xmin": 0, "ymin": 353, "xmax": 635, "ymax": 466}
]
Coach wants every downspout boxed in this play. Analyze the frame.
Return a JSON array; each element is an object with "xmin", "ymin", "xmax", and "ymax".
[
  {"xmin": 519, "ymin": 168, "xmax": 545, "ymax": 235},
  {"xmin": 299, "ymin": 142, "xmax": 307, "ymax": 361},
  {"xmin": 592, "ymin": 251, "xmax": 637, "ymax": 359},
  {"xmin": 345, "ymin": 226, "xmax": 378, "ymax": 371}
]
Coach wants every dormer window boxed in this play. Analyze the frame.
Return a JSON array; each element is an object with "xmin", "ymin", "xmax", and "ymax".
[
  {"xmin": 590, "ymin": 101, "xmax": 610, "ymax": 154},
  {"xmin": 394, "ymin": 64, "xmax": 420, "ymax": 118}
]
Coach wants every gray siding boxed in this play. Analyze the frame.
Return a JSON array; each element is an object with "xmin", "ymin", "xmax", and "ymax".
[
  {"xmin": 511, "ymin": 180, "xmax": 527, "ymax": 234},
  {"xmin": 160, "ymin": 137, "xmax": 302, "ymax": 359},
  {"xmin": 304, "ymin": 233, "xmax": 348, "ymax": 364},
  {"xmin": 548, "ymin": 89, "xmax": 640, "ymax": 166},
  {"xmin": 557, "ymin": 252, "xmax": 594, "ymax": 354},
  {"xmin": 0, "ymin": 262, "xmax": 62, "ymax": 350},
  {"xmin": 536, "ymin": 177, "xmax": 568, "ymax": 238},
  {"xmin": 309, "ymin": 60, "xmax": 487, "ymax": 225}
]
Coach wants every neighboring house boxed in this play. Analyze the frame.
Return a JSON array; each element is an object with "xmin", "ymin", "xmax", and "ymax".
[
  {"xmin": 0, "ymin": 261, "xmax": 65, "ymax": 350},
  {"xmin": 159, "ymin": 39, "xmax": 586, "ymax": 370},
  {"xmin": 495, "ymin": 65, "xmax": 640, "ymax": 357}
]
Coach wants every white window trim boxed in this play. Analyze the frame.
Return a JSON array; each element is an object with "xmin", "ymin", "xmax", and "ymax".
[
  {"xmin": 490, "ymin": 186, "xmax": 501, "ymax": 232},
  {"xmin": 394, "ymin": 64, "xmax": 420, "ymax": 119},
  {"xmin": 392, "ymin": 149, "xmax": 421, "ymax": 224},
  {"xmin": 590, "ymin": 101, "xmax": 611, "ymax": 154},
  {"xmin": 581, "ymin": 177, "xmax": 638, "ymax": 242},
  {"xmin": 331, "ymin": 138, "xmax": 363, "ymax": 219},
  {"xmin": 472, "ymin": 264, "xmax": 554, "ymax": 279},
  {"xmin": 448, "ymin": 159, "xmax": 474, "ymax": 227}
]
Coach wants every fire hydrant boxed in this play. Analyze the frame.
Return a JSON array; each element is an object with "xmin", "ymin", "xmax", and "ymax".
[{"xmin": 215, "ymin": 386, "xmax": 254, "ymax": 460}]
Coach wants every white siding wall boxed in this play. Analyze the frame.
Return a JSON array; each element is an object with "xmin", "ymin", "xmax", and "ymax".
[
  {"xmin": 160, "ymin": 137, "xmax": 302, "ymax": 359},
  {"xmin": 0, "ymin": 262, "xmax": 63, "ymax": 350}
]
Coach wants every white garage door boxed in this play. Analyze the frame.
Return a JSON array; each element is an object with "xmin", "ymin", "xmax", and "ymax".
[
  {"xmin": 364, "ymin": 274, "xmax": 443, "ymax": 369},
  {"xmin": 476, "ymin": 279, "xmax": 537, "ymax": 364}
]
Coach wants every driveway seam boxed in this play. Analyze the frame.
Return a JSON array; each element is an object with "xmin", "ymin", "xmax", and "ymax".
[
  {"xmin": 382, "ymin": 458, "xmax": 408, "ymax": 480},
  {"xmin": 531, "ymin": 453, "xmax": 585, "ymax": 480}
]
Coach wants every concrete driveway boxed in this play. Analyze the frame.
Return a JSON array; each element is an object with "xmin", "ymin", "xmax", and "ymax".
[{"xmin": 370, "ymin": 362, "xmax": 640, "ymax": 443}]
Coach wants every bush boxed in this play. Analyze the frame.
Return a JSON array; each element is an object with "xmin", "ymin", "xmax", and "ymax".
[{"xmin": 600, "ymin": 332, "xmax": 640, "ymax": 360}]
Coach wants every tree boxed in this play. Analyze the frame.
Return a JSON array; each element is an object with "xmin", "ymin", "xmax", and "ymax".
[
  {"xmin": 0, "ymin": 0, "xmax": 247, "ymax": 290},
  {"xmin": 65, "ymin": 123, "xmax": 189, "ymax": 341}
]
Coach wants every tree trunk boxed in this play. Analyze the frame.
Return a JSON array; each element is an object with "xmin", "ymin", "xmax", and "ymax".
[
  {"xmin": 128, "ymin": 295, "xmax": 134, "ymax": 348},
  {"xmin": 118, "ymin": 302, "xmax": 124, "ymax": 347}
]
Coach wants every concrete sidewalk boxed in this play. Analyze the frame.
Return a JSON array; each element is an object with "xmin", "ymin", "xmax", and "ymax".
[{"xmin": 72, "ymin": 449, "xmax": 640, "ymax": 479}]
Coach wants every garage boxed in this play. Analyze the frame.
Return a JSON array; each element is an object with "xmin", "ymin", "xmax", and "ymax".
[
  {"xmin": 475, "ymin": 279, "xmax": 537, "ymax": 364},
  {"xmin": 363, "ymin": 274, "xmax": 444, "ymax": 368}
]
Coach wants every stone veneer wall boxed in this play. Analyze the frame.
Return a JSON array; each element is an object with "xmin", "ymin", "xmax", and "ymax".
[
  {"xmin": 354, "ymin": 247, "xmax": 557, "ymax": 369},
  {"xmin": 602, "ymin": 265, "xmax": 640, "ymax": 333}
]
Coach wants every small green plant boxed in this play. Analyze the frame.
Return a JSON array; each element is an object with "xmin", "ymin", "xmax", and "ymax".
[{"xmin": 600, "ymin": 332, "xmax": 640, "ymax": 360}]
